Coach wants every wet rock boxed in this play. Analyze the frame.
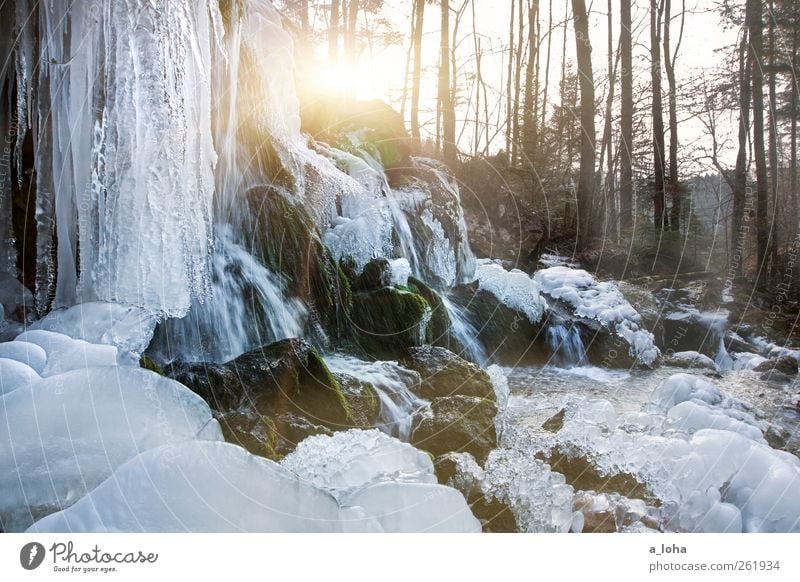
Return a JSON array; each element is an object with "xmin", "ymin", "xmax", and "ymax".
[
  {"xmin": 247, "ymin": 186, "xmax": 352, "ymax": 338},
  {"xmin": 407, "ymin": 277, "xmax": 451, "ymax": 349},
  {"xmin": 0, "ymin": 273, "xmax": 34, "ymax": 323},
  {"xmin": 353, "ymin": 258, "xmax": 392, "ymax": 292},
  {"xmin": 434, "ymin": 452, "xmax": 517, "ymax": 533},
  {"xmin": 402, "ymin": 346, "xmax": 494, "ymax": 400},
  {"xmin": 754, "ymin": 355, "xmax": 798, "ymax": 376},
  {"xmin": 351, "ymin": 287, "xmax": 432, "ymax": 357},
  {"xmin": 166, "ymin": 339, "xmax": 356, "ymax": 459},
  {"xmin": 616, "ymin": 281, "xmax": 664, "ymax": 346},
  {"xmin": 759, "ymin": 370, "xmax": 793, "ymax": 385},
  {"xmin": 411, "ymin": 395, "xmax": 497, "ymax": 463},
  {"xmin": 664, "ymin": 351, "xmax": 717, "ymax": 370},
  {"xmin": 542, "ymin": 409, "xmax": 566, "ymax": 433},
  {"xmin": 449, "ymin": 281, "xmax": 547, "ymax": 364}
]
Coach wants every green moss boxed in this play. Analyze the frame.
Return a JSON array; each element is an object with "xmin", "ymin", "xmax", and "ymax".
[
  {"xmin": 139, "ymin": 355, "xmax": 163, "ymax": 375},
  {"xmin": 408, "ymin": 276, "xmax": 451, "ymax": 347},
  {"xmin": 247, "ymin": 186, "xmax": 352, "ymax": 337},
  {"xmin": 351, "ymin": 287, "xmax": 432, "ymax": 357}
]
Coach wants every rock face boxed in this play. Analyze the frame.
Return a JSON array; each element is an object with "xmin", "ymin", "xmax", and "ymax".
[
  {"xmin": 351, "ymin": 287, "xmax": 432, "ymax": 357},
  {"xmin": 754, "ymin": 355, "xmax": 799, "ymax": 376},
  {"xmin": 449, "ymin": 282, "xmax": 547, "ymax": 364},
  {"xmin": 406, "ymin": 346, "xmax": 498, "ymax": 464},
  {"xmin": 247, "ymin": 186, "xmax": 352, "ymax": 338},
  {"xmin": 411, "ymin": 396, "xmax": 497, "ymax": 463},
  {"xmin": 402, "ymin": 346, "xmax": 493, "ymax": 400},
  {"xmin": 166, "ymin": 338, "xmax": 368, "ymax": 459}
]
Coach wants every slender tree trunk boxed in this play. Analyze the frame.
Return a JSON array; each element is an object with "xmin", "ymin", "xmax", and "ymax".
[
  {"xmin": 767, "ymin": 0, "xmax": 779, "ymax": 266},
  {"xmin": 664, "ymin": 0, "xmax": 682, "ymax": 232},
  {"xmin": 512, "ymin": 0, "xmax": 525, "ymax": 164},
  {"xmin": 600, "ymin": 0, "xmax": 616, "ymax": 233},
  {"xmin": 540, "ymin": 0, "xmax": 553, "ymax": 145},
  {"xmin": 620, "ymin": 0, "xmax": 634, "ymax": 232},
  {"xmin": 411, "ymin": 0, "xmax": 425, "ymax": 148},
  {"xmin": 732, "ymin": 27, "xmax": 752, "ymax": 278},
  {"xmin": 329, "ymin": 0, "xmax": 340, "ymax": 64},
  {"xmin": 556, "ymin": 4, "xmax": 569, "ymax": 169},
  {"xmin": 522, "ymin": 1, "xmax": 539, "ymax": 167},
  {"xmin": 400, "ymin": 1, "xmax": 416, "ymax": 121},
  {"xmin": 651, "ymin": 0, "xmax": 667, "ymax": 231},
  {"xmin": 571, "ymin": 0, "xmax": 596, "ymax": 246},
  {"xmin": 792, "ymin": 12, "xmax": 799, "ymax": 241},
  {"xmin": 472, "ymin": 0, "xmax": 482, "ymax": 156},
  {"xmin": 748, "ymin": 0, "xmax": 769, "ymax": 290},
  {"xmin": 440, "ymin": 0, "xmax": 457, "ymax": 166},
  {"xmin": 506, "ymin": 0, "xmax": 516, "ymax": 162}
]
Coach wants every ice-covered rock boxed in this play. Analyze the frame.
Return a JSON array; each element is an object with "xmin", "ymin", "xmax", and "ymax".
[
  {"xmin": 15, "ymin": 330, "xmax": 126, "ymax": 375},
  {"xmin": 0, "ymin": 358, "xmax": 40, "ymax": 396},
  {"xmin": 533, "ymin": 266, "xmax": 660, "ymax": 366},
  {"xmin": 665, "ymin": 351, "xmax": 716, "ymax": 370},
  {"xmin": 1, "ymin": 367, "xmax": 220, "ymax": 531},
  {"xmin": 474, "ymin": 259, "xmax": 548, "ymax": 324},
  {"xmin": 280, "ymin": 429, "xmax": 436, "ymax": 498},
  {"xmin": 0, "ymin": 341, "xmax": 47, "ymax": 373},
  {"xmin": 28, "ymin": 302, "xmax": 157, "ymax": 356}
]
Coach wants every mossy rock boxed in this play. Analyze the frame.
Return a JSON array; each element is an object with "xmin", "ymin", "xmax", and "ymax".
[
  {"xmin": 407, "ymin": 277, "xmax": 451, "ymax": 348},
  {"xmin": 354, "ymin": 258, "xmax": 392, "ymax": 292},
  {"xmin": 411, "ymin": 395, "xmax": 497, "ymax": 463},
  {"xmin": 351, "ymin": 286, "xmax": 432, "ymax": 357},
  {"xmin": 402, "ymin": 346, "xmax": 494, "ymax": 400},
  {"xmin": 754, "ymin": 355, "xmax": 798, "ymax": 376},
  {"xmin": 434, "ymin": 452, "xmax": 517, "ymax": 533},
  {"xmin": 449, "ymin": 282, "xmax": 547, "ymax": 364},
  {"xmin": 335, "ymin": 372, "xmax": 382, "ymax": 428},
  {"xmin": 246, "ymin": 186, "xmax": 352, "ymax": 338},
  {"xmin": 166, "ymin": 339, "xmax": 355, "ymax": 459}
]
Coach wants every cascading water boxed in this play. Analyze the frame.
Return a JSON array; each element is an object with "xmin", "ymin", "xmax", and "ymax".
[
  {"xmin": 324, "ymin": 354, "xmax": 426, "ymax": 440},
  {"xmin": 545, "ymin": 323, "xmax": 587, "ymax": 367},
  {"xmin": 442, "ymin": 295, "xmax": 488, "ymax": 364}
]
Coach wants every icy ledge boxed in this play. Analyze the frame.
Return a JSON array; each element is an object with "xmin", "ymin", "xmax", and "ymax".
[{"xmin": 533, "ymin": 266, "xmax": 661, "ymax": 366}]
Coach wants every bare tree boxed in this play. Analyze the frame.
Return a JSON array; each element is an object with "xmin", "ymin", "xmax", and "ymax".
[{"xmin": 620, "ymin": 0, "xmax": 634, "ymax": 232}]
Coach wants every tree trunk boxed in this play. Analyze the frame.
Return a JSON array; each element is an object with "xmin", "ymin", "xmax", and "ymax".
[
  {"xmin": 522, "ymin": 1, "xmax": 539, "ymax": 167},
  {"xmin": 345, "ymin": 0, "xmax": 359, "ymax": 99},
  {"xmin": 571, "ymin": 0, "xmax": 596, "ymax": 246},
  {"xmin": 792, "ymin": 11, "xmax": 799, "ymax": 241},
  {"xmin": 506, "ymin": 0, "xmax": 516, "ymax": 162},
  {"xmin": 411, "ymin": 0, "xmax": 425, "ymax": 147},
  {"xmin": 329, "ymin": 0, "xmax": 340, "ymax": 64},
  {"xmin": 540, "ymin": 0, "xmax": 553, "ymax": 146},
  {"xmin": 440, "ymin": 0, "xmax": 457, "ymax": 166},
  {"xmin": 620, "ymin": 0, "xmax": 634, "ymax": 232},
  {"xmin": 767, "ymin": 0, "xmax": 778, "ymax": 266},
  {"xmin": 748, "ymin": 0, "xmax": 769, "ymax": 290},
  {"xmin": 512, "ymin": 0, "xmax": 525, "ymax": 164},
  {"xmin": 651, "ymin": 0, "xmax": 666, "ymax": 231},
  {"xmin": 664, "ymin": 0, "xmax": 682, "ymax": 232},
  {"xmin": 732, "ymin": 27, "xmax": 752, "ymax": 278}
]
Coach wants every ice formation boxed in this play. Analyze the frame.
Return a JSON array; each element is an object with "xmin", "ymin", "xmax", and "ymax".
[
  {"xmin": 534, "ymin": 266, "xmax": 660, "ymax": 366},
  {"xmin": 12, "ymin": 0, "xmax": 217, "ymax": 315},
  {"xmin": 0, "ymin": 341, "xmax": 47, "ymax": 374},
  {"xmin": 280, "ymin": 429, "xmax": 436, "ymax": 497},
  {"xmin": 474, "ymin": 259, "xmax": 548, "ymax": 324},
  {"xmin": 1, "ymin": 366, "xmax": 221, "ymax": 531},
  {"xmin": 0, "ymin": 358, "xmax": 39, "ymax": 395},
  {"xmin": 545, "ymin": 373, "xmax": 800, "ymax": 532},
  {"xmin": 15, "ymin": 330, "xmax": 127, "ymax": 375}
]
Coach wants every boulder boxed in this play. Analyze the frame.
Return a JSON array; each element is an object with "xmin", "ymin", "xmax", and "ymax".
[
  {"xmin": 247, "ymin": 186, "xmax": 352, "ymax": 338},
  {"xmin": 664, "ymin": 351, "xmax": 717, "ymax": 370},
  {"xmin": 407, "ymin": 277, "xmax": 451, "ymax": 348},
  {"xmin": 411, "ymin": 395, "xmax": 497, "ymax": 463},
  {"xmin": 402, "ymin": 346, "xmax": 494, "ymax": 400},
  {"xmin": 166, "ymin": 339, "xmax": 356, "ymax": 459},
  {"xmin": 351, "ymin": 287, "xmax": 432, "ymax": 357},
  {"xmin": 754, "ymin": 355, "xmax": 798, "ymax": 376},
  {"xmin": 353, "ymin": 258, "xmax": 392, "ymax": 292}
]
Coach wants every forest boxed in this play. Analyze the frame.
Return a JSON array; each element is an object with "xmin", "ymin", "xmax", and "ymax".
[{"xmin": 1, "ymin": 0, "xmax": 799, "ymax": 536}]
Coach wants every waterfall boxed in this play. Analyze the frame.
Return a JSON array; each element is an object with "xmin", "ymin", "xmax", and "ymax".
[
  {"xmin": 442, "ymin": 296, "xmax": 488, "ymax": 364},
  {"xmin": 324, "ymin": 355, "xmax": 426, "ymax": 440},
  {"xmin": 545, "ymin": 323, "xmax": 587, "ymax": 367}
]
